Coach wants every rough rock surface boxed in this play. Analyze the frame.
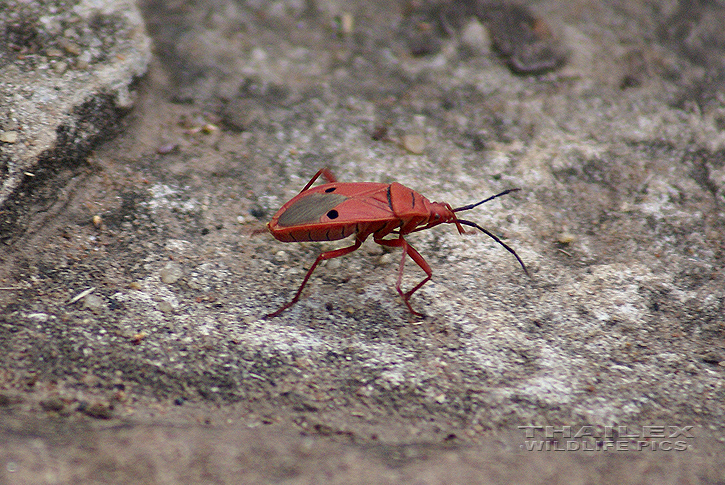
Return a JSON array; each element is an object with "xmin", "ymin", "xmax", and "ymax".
[
  {"xmin": 0, "ymin": 0, "xmax": 150, "ymax": 242},
  {"xmin": 1, "ymin": 0, "xmax": 724, "ymax": 482}
]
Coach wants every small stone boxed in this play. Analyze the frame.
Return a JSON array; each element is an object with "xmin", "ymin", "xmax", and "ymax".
[
  {"xmin": 130, "ymin": 332, "xmax": 147, "ymax": 344},
  {"xmin": 0, "ymin": 131, "xmax": 18, "ymax": 143},
  {"xmin": 82, "ymin": 402, "xmax": 114, "ymax": 419},
  {"xmin": 701, "ymin": 351, "xmax": 725, "ymax": 364},
  {"xmin": 558, "ymin": 232, "xmax": 576, "ymax": 244},
  {"xmin": 52, "ymin": 61, "xmax": 68, "ymax": 73},
  {"xmin": 40, "ymin": 396, "xmax": 65, "ymax": 412},
  {"xmin": 340, "ymin": 12, "xmax": 354, "ymax": 34},
  {"xmin": 158, "ymin": 300, "xmax": 175, "ymax": 313},
  {"xmin": 378, "ymin": 253, "xmax": 394, "ymax": 265},
  {"xmin": 401, "ymin": 133, "xmax": 426, "ymax": 154},
  {"xmin": 461, "ymin": 19, "xmax": 492, "ymax": 52},
  {"xmin": 201, "ymin": 123, "xmax": 218, "ymax": 134},
  {"xmin": 274, "ymin": 250, "xmax": 289, "ymax": 264},
  {"xmin": 84, "ymin": 294, "xmax": 105, "ymax": 312},
  {"xmin": 59, "ymin": 39, "xmax": 81, "ymax": 55},
  {"xmin": 157, "ymin": 142, "xmax": 177, "ymax": 154},
  {"xmin": 160, "ymin": 261, "xmax": 183, "ymax": 284}
]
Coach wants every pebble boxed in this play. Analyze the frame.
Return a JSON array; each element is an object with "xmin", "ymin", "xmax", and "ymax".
[
  {"xmin": 160, "ymin": 261, "xmax": 183, "ymax": 284},
  {"xmin": 340, "ymin": 12, "xmax": 354, "ymax": 34},
  {"xmin": 157, "ymin": 142, "xmax": 177, "ymax": 154},
  {"xmin": 84, "ymin": 294, "xmax": 106, "ymax": 312},
  {"xmin": 378, "ymin": 253, "xmax": 394, "ymax": 265},
  {"xmin": 59, "ymin": 38, "xmax": 81, "ymax": 55},
  {"xmin": 131, "ymin": 332, "xmax": 147, "ymax": 344},
  {"xmin": 401, "ymin": 133, "xmax": 426, "ymax": 154},
  {"xmin": 40, "ymin": 396, "xmax": 65, "ymax": 412},
  {"xmin": 158, "ymin": 300, "xmax": 175, "ymax": 313},
  {"xmin": 52, "ymin": 61, "xmax": 68, "ymax": 73},
  {"xmin": 0, "ymin": 131, "xmax": 18, "ymax": 143},
  {"xmin": 82, "ymin": 402, "xmax": 114, "ymax": 419},
  {"xmin": 461, "ymin": 19, "xmax": 492, "ymax": 52},
  {"xmin": 558, "ymin": 232, "xmax": 576, "ymax": 244}
]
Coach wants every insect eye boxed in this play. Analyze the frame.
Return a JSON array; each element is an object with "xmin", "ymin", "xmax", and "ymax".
[
  {"xmin": 325, "ymin": 187, "xmax": 336, "ymax": 193},
  {"xmin": 327, "ymin": 209, "xmax": 339, "ymax": 219}
]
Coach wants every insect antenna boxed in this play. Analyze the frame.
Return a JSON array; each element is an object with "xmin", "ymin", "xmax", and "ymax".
[
  {"xmin": 452, "ymin": 188, "xmax": 521, "ymax": 213},
  {"xmin": 456, "ymin": 219, "xmax": 530, "ymax": 276}
]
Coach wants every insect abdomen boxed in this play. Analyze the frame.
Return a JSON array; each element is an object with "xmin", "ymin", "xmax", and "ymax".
[{"xmin": 272, "ymin": 223, "xmax": 358, "ymax": 242}]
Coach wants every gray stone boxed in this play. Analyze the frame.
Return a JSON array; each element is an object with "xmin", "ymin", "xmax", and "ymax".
[{"xmin": 0, "ymin": 0, "xmax": 150, "ymax": 241}]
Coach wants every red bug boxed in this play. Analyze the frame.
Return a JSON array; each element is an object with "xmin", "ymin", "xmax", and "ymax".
[{"xmin": 265, "ymin": 168, "xmax": 528, "ymax": 318}]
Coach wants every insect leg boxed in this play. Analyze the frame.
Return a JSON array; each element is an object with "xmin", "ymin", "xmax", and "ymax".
[
  {"xmin": 300, "ymin": 168, "xmax": 338, "ymax": 192},
  {"xmin": 374, "ymin": 236, "xmax": 431, "ymax": 317},
  {"xmin": 264, "ymin": 237, "xmax": 362, "ymax": 318}
]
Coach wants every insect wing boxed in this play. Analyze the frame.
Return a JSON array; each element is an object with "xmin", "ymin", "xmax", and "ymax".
[
  {"xmin": 269, "ymin": 183, "xmax": 394, "ymax": 242},
  {"xmin": 321, "ymin": 182, "xmax": 394, "ymax": 221},
  {"xmin": 276, "ymin": 192, "xmax": 349, "ymax": 227}
]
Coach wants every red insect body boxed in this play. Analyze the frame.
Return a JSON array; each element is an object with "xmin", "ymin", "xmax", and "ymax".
[{"xmin": 265, "ymin": 168, "xmax": 527, "ymax": 318}]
